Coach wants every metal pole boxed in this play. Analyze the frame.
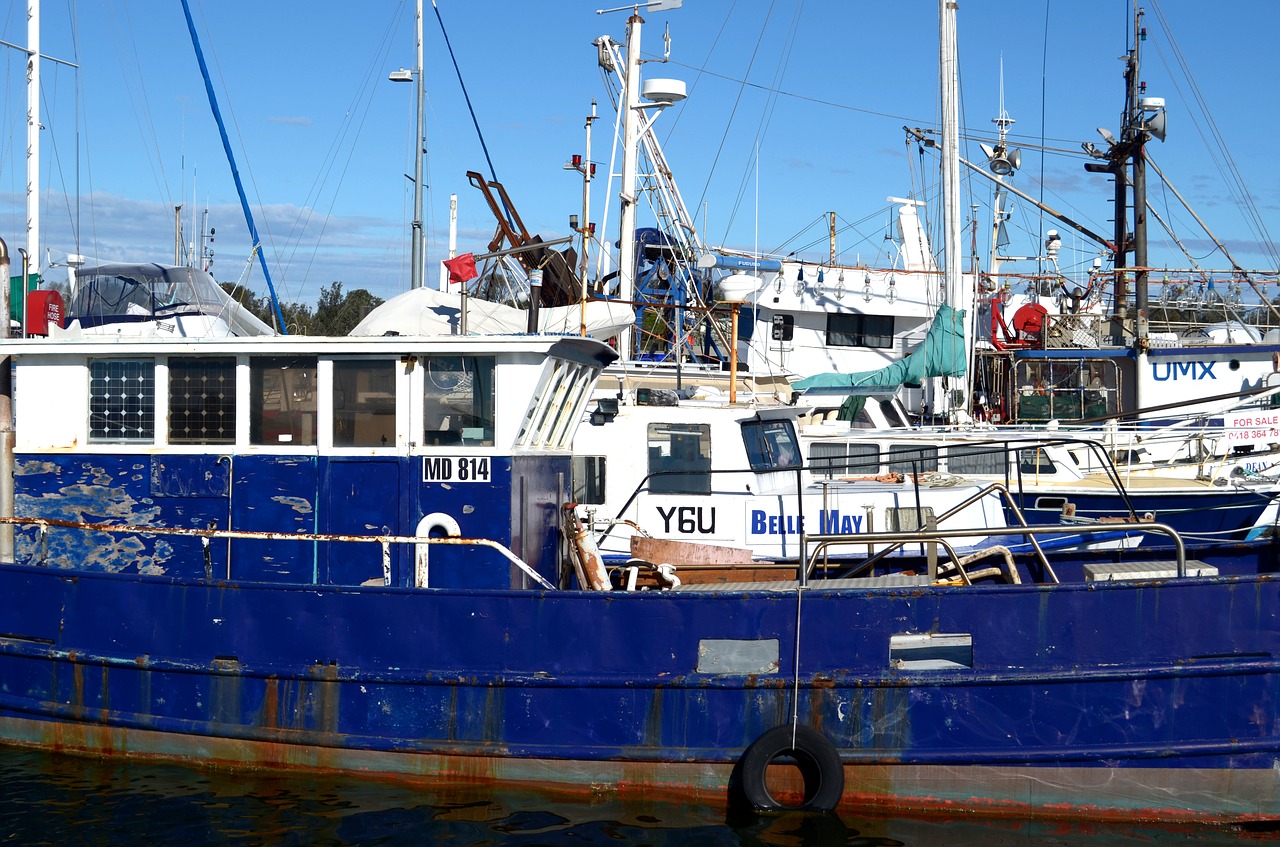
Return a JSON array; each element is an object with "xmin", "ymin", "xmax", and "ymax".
[
  {"xmin": 616, "ymin": 11, "xmax": 643, "ymax": 358},
  {"xmin": 410, "ymin": 0, "xmax": 425, "ymax": 290},
  {"xmin": 25, "ymin": 0, "xmax": 39, "ymax": 284},
  {"xmin": 0, "ymin": 237, "xmax": 11, "ymax": 563}
]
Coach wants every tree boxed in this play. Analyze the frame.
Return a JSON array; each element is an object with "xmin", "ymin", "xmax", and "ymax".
[
  {"xmin": 310, "ymin": 282, "xmax": 384, "ymax": 336},
  {"xmin": 220, "ymin": 280, "xmax": 381, "ymax": 336}
]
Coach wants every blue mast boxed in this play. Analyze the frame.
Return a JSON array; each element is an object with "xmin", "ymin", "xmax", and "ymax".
[{"xmin": 179, "ymin": 0, "xmax": 288, "ymax": 333}]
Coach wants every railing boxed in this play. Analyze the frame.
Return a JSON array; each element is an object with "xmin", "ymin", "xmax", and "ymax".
[
  {"xmin": 807, "ymin": 481, "xmax": 1058, "ymax": 585},
  {"xmin": 0, "ymin": 516, "xmax": 555, "ymax": 590},
  {"xmin": 803, "ymin": 521, "xmax": 1189, "ymax": 582}
]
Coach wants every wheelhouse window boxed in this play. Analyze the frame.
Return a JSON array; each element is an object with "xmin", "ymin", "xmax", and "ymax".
[
  {"xmin": 89, "ymin": 359, "xmax": 155, "ymax": 443},
  {"xmin": 810, "ymin": 442, "xmax": 879, "ymax": 478},
  {"xmin": 250, "ymin": 356, "xmax": 317, "ymax": 446},
  {"xmin": 648, "ymin": 423, "xmax": 711, "ymax": 494},
  {"xmin": 423, "ymin": 356, "xmax": 494, "ymax": 446},
  {"xmin": 826, "ymin": 313, "xmax": 893, "ymax": 348},
  {"xmin": 168, "ymin": 357, "xmax": 235, "ymax": 444},
  {"xmin": 742, "ymin": 419, "xmax": 801, "ymax": 472},
  {"xmin": 945, "ymin": 444, "xmax": 1005, "ymax": 475},
  {"xmin": 333, "ymin": 359, "xmax": 397, "ymax": 447},
  {"xmin": 886, "ymin": 443, "xmax": 938, "ymax": 474},
  {"xmin": 1013, "ymin": 358, "xmax": 1119, "ymax": 422}
]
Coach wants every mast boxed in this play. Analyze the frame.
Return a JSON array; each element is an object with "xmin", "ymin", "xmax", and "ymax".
[
  {"xmin": 25, "ymin": 0, "xmax": 39, "ymax": 284},
  {"xmin": 939, "ymin": 0, "xmax": 968, "ymax": 418},
  {"xmin": 410, "ymin": 0, "xmax": 425, "ymax": 289},
  {"xmin": 179, "ymin": 0, "xmax": 288, "ymax": 333},
  {"xmin": 1083, "ymin": 4, "xmax": 1164, "ymax": 347},
  {"xmin": 616, "ymin": 9, "xmax": 644, "ymax": 359}
]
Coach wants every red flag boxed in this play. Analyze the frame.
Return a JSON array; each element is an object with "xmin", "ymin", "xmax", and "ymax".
[{"xmin": 443, "ymin": 253, "xmax": 478, "ymax": 284}]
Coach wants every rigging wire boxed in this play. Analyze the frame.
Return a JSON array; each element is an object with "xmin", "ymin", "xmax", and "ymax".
[
  {"xmin": 687, "ymin": 0, "xmax": 776, "ymax": 239},
  {"xmin": 280, "ymin": 4, "xmax": 401, "ymax": 293},
  {"xmin": 1146, "ymin": 0, "xmax": 1279, "ymax": 271},
  {"xmin": 718, "ymin": 0, "xmax": 804, "ymax": 246},
  {"xmin": 431, "ymin": 0, "xmax": 498, "ymax": 187}
]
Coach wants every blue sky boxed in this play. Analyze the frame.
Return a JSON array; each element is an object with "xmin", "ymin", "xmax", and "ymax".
[{"xmin": 1, "ymin": 0, "xmax": 1276, "ymax": 308}]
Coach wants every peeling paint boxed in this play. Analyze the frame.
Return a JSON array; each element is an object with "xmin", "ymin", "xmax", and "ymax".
[{"xmin": 270, "ymin": 496, "xmax": 314, "ymax": 515}]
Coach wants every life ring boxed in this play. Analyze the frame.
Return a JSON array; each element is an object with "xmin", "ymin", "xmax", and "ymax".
[{"xmin": 737, "ymin": 724, "xmax": 844, "ymax": 812}]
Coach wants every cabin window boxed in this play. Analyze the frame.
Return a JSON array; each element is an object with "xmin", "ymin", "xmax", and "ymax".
[
  {"xmin": 1018, "ymin": 448, "xmax": 1056, "ymax": 474},
  {"xmin": 573, "ymin": 455, "xmax": 607, "ymax": 505},
  {"xmin": 168, "ymin": 357, "xmax": 236, "ymax": 444},
  {"xmin": 333, "ymin": 359, "xmax": 397, "ymax": 447},
  {"xmin": 825, "ymin": 313, "xmax": 893, "ymax": 349},
  {"xmin": 886, "ymin": 443, "xmax": 938, "ymax": 474},
  {"xmin": 1013, "ymin": 359, "xmax": 1119, "ymax": 422},
  {"xmin": 250, "ymin": 356, "xmax": 318, "ymax": 446},
  {"xmin": 809, "ymin": 442, "xmax": 880, "ymax": 478},
  {"xmin": 423, "ymin": 356, "xmax": 495, "ymax": 446},
  {"xmin": 648, "ymin": 423, "xmax": 712, "ymax": 494},
  {"xmin": 89, "ymin": 358, "xmax": 155, "ymax": 443},
  {"xmin": 878, "ymin": 398, "xmax": 910, "ymax": 428},
  {"xmin": 741, "ymin": 419, "xmax": 801, "ymax": 472},
  {"xmin": 945, "ymin": 445, "xmax": 1005, "ymax": 476}
]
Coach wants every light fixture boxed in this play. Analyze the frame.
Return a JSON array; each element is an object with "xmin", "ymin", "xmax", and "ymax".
[{"xmin": 388, "ymin": 68, "xmax": 413, "ymax": 82}]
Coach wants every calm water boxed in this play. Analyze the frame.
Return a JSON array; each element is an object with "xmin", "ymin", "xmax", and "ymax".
[{"xmin": 0, "ymin": 748, "xmax": 1271, "ymax": 846}]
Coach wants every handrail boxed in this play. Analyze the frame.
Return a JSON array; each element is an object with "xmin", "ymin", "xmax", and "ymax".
[
  {"xmin": 813, "ymin": 481, "xmax": 1057, "ymax": 585},
  {"xmin": 804, "ymin": 520, "xmax": 1188, "ymax": 579},
  {"xmin": 0, "ymin": 515, "xmax": 555, "ymax": 590}
]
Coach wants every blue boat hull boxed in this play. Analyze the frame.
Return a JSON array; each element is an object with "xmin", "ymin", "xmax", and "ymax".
[{"xmin": 1, "ymin": 560, "xmax": 1277, "ymax": 821}]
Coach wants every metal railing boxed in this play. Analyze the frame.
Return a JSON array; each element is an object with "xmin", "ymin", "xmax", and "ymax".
[{"xmin": 0, "ymin": 515, "xmax": 555, "ymax": 590}]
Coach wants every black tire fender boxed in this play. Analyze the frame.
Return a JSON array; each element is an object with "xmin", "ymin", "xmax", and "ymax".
[{"xmin": 737, "ymin": 724, "xmax": 844, "ymax": 813}]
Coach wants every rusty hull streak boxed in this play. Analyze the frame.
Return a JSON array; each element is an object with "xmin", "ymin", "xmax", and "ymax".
[{"xmin": 9, "ymin": 709, "xmax": 1279, "ymax": 824}]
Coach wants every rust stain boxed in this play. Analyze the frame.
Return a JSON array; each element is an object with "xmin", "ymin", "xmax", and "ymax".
[{"xmin": 261, "ymin": 678, "xmax": 280, "ymax": 731}]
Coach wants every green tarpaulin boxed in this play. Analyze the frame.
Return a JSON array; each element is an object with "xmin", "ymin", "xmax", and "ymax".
[{"xmin": 793, "ymin": 303, "xmax": 966, "ymax": 418}]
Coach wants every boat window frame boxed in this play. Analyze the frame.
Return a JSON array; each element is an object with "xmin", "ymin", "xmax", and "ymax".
[
  {"xmin": 741, "ymin": 418, "xmax": 802, "ymax": 472},
  {"xmin": 422, "ymin": 354, "xmax": 496, "ymax": 447},
  {"xmin": 88, "ymin": 357, "xmax": 156, "ymax": 444},
  {"xmin": 648, "ymin": 421, "xmax": 713, "ymax": 494},
  {"xmin": 332, "ymin": 357, "xmax": 399, "ymax": 448},
  {"xmin": 167, "ymin": 356, "xmax": 237, "ymax": 445},
  {"xmin": 249, "ymin": 355, "xmax": 319, "ymax": 447},
  {"xmin": 825, "ymin": 313, "xmax": 894, "ymax": 349}
]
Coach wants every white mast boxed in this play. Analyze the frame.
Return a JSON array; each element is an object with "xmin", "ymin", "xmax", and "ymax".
[
  {"xmin": 615, "ymin": 9, "xmax": 644, "ymax": 359},
  {"xmin": 939, "ymin": 0, "xmax": 968, "ymax": 418},
  {"xmin": 25, "ymin": 0, "xmax": 40, "ymax": 282}
]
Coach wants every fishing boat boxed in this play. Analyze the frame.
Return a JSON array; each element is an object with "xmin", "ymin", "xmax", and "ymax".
[
  {"xmin": 1, "ymin": 0, "xmax": 1280, "ymax": 827},
  {"xmin": 0, "ymin": 284, "xmax": 1279, "ymax": 822}
]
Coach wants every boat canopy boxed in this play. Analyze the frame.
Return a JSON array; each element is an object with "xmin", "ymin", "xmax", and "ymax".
[
  {"xmin": 350, "ymin": 286, "xmax": 633, "ymax": 340},
  {"xmin": 64, "ymin": 263, "xmax": 275, "ymax": 337}
]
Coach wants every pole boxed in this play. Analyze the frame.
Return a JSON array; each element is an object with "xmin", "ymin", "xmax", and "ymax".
[
  {"xmin": 180, "ymin": 0, "xmax": 288, "ymax": 333},
  {"xmin": 441, "ymin": 193, "xmax": 457, "ymax": 291},
  {"xmin": 616, "ymin": 11, "xmax": 643, "ymax": 359},
  {"xmin": 25, "ymin": 0, "xmax": 39, "ymax": 283},
  {"xmin": 939, "ymin": 0, "xmax": 967, "ymax": 417},
  {"xmin": 579, "ymin": 102, "xmax": 597, "ymax": 337},
  {"xmin": 729, "ymin": 306, "xmax": 739, "ymax": 404},
  {"xmin": 0, "ymin": 238, "xmax": 10, "ymax": 564},
  {"xmin": 410, "ymin": 0, "xmax": 425, "ymax": 290}
]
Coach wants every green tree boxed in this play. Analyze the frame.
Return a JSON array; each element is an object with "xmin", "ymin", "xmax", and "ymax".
[
  {"xmin": 219, "ymin": 280, "xmax": 381, "ymax": 336},
  {"xmin": 310, "ymin": 282, "xmax": 383, "ymax": 336}
]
